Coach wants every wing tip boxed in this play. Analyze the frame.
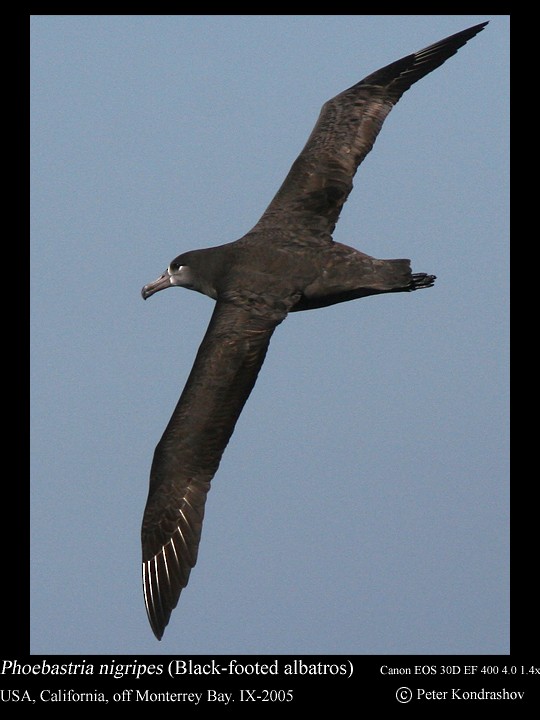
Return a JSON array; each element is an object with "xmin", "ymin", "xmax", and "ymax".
[{"xmin": 142, "ymin": 557, "xmax": 173, "ymax": 641}]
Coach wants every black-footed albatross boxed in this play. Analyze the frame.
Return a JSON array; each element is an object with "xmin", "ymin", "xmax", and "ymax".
[{"xmin": 141, "ymin": 22, "xmax": 487, "ymax": 640}]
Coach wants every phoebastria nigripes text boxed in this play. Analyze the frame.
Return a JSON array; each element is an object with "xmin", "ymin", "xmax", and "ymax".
[{"xmin": 141, "ymin": 22, "xmax": 487, "ymax": 639}]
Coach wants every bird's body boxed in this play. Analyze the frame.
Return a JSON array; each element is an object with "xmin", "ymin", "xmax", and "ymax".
[{"xmin": 141, "ymin": 22, "xmax": 487, "ymax": 639}]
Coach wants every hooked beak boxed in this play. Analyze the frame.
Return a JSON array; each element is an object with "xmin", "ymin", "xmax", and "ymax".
[{"xmin": 141, "ymin": 271, "xmax": 171, "ymax": 300}]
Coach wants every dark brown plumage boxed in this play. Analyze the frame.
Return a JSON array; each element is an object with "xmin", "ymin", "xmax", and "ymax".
[{"xmin": 141, "ymin": 22, "xmax": 487, "ymax": 640}]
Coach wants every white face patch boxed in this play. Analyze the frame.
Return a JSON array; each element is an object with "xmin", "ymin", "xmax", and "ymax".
[
  {"xmin": 166, "ymin": 263, "xmax": 217, "ymax": 298},
  {"xmin": 168, "ymin": 265, "xmax": 189, "ymax": 287}
]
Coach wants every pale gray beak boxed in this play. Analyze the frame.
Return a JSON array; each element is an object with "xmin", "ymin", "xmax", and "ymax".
[{"xmin": 141, "ymin": 272, "xmax": 171, "ymax": 300}]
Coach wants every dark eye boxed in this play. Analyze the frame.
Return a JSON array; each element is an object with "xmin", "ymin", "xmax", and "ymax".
[{"xmin": 169, "ymin": 262, "xmax": 180, "ymax": 272}]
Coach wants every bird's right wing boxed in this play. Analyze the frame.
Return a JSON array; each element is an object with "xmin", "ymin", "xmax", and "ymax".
[{"xmin": 249, "ymin": 22, "xmax": 487, "ymax": 243}]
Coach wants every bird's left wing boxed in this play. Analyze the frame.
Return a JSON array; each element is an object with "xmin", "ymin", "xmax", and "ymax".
[{"xmin": 141, "ymin": 298, "xmax": 288, "ymax": 639}]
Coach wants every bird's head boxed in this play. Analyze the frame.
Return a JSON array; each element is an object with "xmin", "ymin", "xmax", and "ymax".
[{"xmin": 141, "ymin": 255, "xmax": 196, "ymax": 300}]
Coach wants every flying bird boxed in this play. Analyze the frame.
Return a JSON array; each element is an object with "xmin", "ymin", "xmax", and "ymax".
[{"xmin": 141, "ymin": 22, "xmax": 487, "ymax": 640}]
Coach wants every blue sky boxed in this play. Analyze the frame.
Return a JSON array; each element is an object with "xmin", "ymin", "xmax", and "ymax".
[{"xmin": 30, "ymin": 14, "xmax": 509, "ymax": 655}]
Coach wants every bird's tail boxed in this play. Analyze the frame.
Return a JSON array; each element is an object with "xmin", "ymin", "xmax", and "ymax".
[{"xmin": 409, "ymin": 272, "xmax": 436, "ymax": 290}]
